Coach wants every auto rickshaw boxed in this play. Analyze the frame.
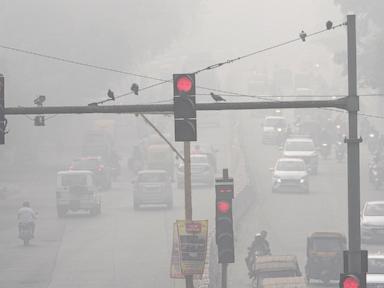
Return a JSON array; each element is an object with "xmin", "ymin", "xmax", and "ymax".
[{"xmin": 305, "ymin": 232, "xmax": 346, "ymax": 285}]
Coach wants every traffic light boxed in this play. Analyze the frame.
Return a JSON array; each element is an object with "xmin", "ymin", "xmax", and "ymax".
[
  {"xmin": 215, "ymin": 178, "xmax": 234, "ymax": 263},
  {"xmin": 0, "ymin": 74, "xmax": 5, "ymax": 144},
  {"xmin": 173, "ymin": 73, "xmax": 197, "ymax": 142},
  {"xmin": 340, "ymin": 273, "xmax": 365, "ymax": 288},
  {"xmin": 34, "ymin": 115, "xmax": 45, "ymax": 126}
]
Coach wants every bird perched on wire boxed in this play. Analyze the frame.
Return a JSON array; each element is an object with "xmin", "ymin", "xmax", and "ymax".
[
  {"xmin": 131, "ymin": 83, "xmax": 139, "ymax": 95},
  {"xmin": 34, "ymin": 95, "xmax": 46, "ymax": 106},
  {"xmin": 107, "ymin": 89, "xmax": 115, "ymax": 100},
  {"xmin": 299, "ymin": 30, "xmax": 307, "ymax": 42},
  {"xmin": 210, "ymin": 92, "xmax": 226, "ymax": 102}
]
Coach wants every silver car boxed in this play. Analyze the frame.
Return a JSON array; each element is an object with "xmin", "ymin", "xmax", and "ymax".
[
  {"xmin": 271, "ymin": 158, "xmax": 309, "ymax": 193},
  {"xmin": 361, "ymin": 201, "xmax": 384, "ymax": 244},
  {"xmin": 133, "ymin": 170, "xmax": 173, "ymax": 210}
]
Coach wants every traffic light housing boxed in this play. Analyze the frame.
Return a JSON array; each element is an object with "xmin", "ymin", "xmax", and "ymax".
[
  {"xmin": 340, "ymin": 273, "xmax": 365, "ymax": 288},
  {"xmin": 173, "ymin": 73, "xmax": 197, "ymax": 142},
  {"xmin": 0, "ymin": 74, "xmax": 5, "ymax": 144},
  {"xmin": 34, "ymin": 115, "xmax": 45, "ymax": 126},
  {"xmin": 215, "ymin": 178, "xmax": 235, "ymax": 263}
]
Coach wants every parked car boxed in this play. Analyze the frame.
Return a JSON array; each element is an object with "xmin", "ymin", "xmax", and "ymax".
[
  {"xmin": 69, "ymin": 156, "xmax": 112, "ymax": 190},
  {"xmin": 262, "ymin": 116, "xmax": 288, "ymax": 145},
  {"xmin": 132, "ymin": 170, "xmax": 173, "ymax": 210},
  {"xmin": 56, "ymin": 170, "xmax": 101, "ymax": 217},
  {"xmin": 282, "ymin": 137, "xmax": 318, "ymax": 175},
  {"xmin": 271, "ymin": 158, "xmax": 309, "ymax": 193},
  {"xmin": 367, "ymin": 253, "xmax": 384, "ymax": 287},
  {"xmin": 361, "ymin": 201, "xmax": 384, "ymax": 244},
  {"xmin": 177, "ymin": 154, "xmax": 214, "ymax": 188}
]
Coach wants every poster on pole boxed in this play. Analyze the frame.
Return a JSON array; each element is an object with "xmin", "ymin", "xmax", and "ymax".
[
  {"xmin": 170, "ymin": 222, "xmax": 184, "ymax": 278},
  {"xmin": 176, "ymin": 220, "xmax": 208, "ymax": 276}
]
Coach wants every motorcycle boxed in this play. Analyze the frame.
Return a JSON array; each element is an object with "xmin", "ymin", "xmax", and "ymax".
[
  {"xmin": 367, "ymin": 132, "xmax": 379, "ymax": 154},
  {"xmin": 19, "ymin": 222, "xmax": 34, "ymax": 246},
  {"xmin": 335, "ymin": 140, "xmax": 345, "ymax": 162},
  {"xmin": 319, "ymin": 142, "xmax": 331, "ymax": 159},
  {"xmin": 369, "ymin": 164, "xmax": 383, "ymax": 190}
]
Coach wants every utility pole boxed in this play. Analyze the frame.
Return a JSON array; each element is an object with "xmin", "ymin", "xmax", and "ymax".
[{"xmin": 345, "ymin": 14, "xmax": 367, "ymax": 279}]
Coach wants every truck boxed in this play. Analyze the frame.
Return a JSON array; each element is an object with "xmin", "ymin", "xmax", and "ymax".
[{"xmin": 251, "ymin": 255, "xmax": 302, "ymax": 288}]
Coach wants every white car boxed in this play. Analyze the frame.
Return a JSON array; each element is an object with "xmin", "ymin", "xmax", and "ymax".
[
  {"xmin": 361, "ymin": 201, "xmax": 384, "ymax": 244},
  {"xmin": 282, "ymin": 137, "xmax": 318, "ymax": 175},
  {"xmin": 271, "ymin": 158, "xmax": 309, "ymax": 193},
  {"xmin": 367, "ymin": 253, "xmax": 384, "ymax": 287}
]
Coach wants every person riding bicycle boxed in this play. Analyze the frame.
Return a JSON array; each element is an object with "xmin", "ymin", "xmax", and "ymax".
[{"xmin": 245, "ymin": 231, "xmax": 271, "ymax": 277}]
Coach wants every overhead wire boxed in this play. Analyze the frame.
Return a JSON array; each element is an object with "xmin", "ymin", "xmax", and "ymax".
[
  {"xmin": 4, "ymin": 21, "xmax": 384, "ymax": 121},
  {"xmin": 0, "ymin": 21, "xmax": 346, "ymax": 103},
  {"xmin": 0, "ymin": 44, "xmax": 167, "ymax": 83},
  {"xmin": 194, "ymin": 22, "xmax": 347, "ymax": 74}
]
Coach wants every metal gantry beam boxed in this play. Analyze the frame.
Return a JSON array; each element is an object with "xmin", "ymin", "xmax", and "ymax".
[{"xmin": 4, "ymin": 97, "xmax": 348, "ymax": 116}]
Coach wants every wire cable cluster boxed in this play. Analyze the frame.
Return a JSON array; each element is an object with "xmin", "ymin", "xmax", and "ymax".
[{"xmin": 3, "ymin": 20, "xmax": 384, "ymax": 121}]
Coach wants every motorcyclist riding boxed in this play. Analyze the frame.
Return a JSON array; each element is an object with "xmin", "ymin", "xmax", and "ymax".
[
  {"xmin": 17, "ymin": 201, "xmax": 37, "ymax": 237},
  {"xmin": 245, "ymin": 231, "xmax": 271, "ymax": 278}
]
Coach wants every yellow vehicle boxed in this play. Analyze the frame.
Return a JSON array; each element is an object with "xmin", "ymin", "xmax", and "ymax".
[
  {"xmin": 146, "ymin": 144, "xmax": 174, "ymax": 179},
  {"xmin": 305, "ymin": 232, "xmax": 346, "ymax": 284}
]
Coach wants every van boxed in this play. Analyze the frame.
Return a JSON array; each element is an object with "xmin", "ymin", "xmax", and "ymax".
[
  {"xmin": 133, "ymin": 170, "xmax": 173, "ymax": 209},
  {"xmin": 56, "ymin": 170, "xmax": 101, "ymax": 217}
]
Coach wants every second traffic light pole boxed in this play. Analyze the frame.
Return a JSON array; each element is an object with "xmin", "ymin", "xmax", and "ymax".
[{"xmin": 184, "ymin": 141, "xmax": 194, "ymax": 288}]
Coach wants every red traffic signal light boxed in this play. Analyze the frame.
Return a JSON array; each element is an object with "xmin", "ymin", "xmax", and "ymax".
[
  {"xmin": 217, "ymin": 200, "xmax": 230, "ymax": 214},
  {"xmin": 173, "ymin": 73, "xmax": 196, "ymax": 96},
  {"xmin": 176, "ymin": 75, "xmax": 193, "ymax": 93},
  {"xmin": 340, "ymin": 274, "xmax": 360, "ymax": 288}
]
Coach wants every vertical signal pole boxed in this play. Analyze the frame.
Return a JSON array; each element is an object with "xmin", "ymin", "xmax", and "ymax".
[
  {"xmin": 173, "ymin": 73, "xmax": 197, "ymax": 288},
  {"xmin": 221, "ymin": 169, "xmax": 229, "ymax": 288},
  {"xmin": 184, "ymin": 141, "xmax": 193, "ymax": 288},
  {"xmin": 345, "ymin": 14, "xmax": 367, "ymax": 280},
  {"xmin": 184, "ymin": 141, "xmax": 192, "ymax": 221},
  {"xmin": 0, "ymin": 74, "xmax": 5, "ymax": 144}
]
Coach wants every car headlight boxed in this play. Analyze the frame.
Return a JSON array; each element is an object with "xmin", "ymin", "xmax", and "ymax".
[
  {"xmin": 300, "ymin": 178, "xmax": 305, "ymax": 183},
  {"xmin": 276, "ymin": 178, "xmax": 282, "ymax": 183}
]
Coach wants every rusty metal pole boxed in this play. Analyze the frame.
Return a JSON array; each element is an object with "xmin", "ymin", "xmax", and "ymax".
[{"xmin": 184, "ymin": 141, "xmax": 194, "ymax": 288}]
